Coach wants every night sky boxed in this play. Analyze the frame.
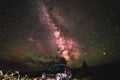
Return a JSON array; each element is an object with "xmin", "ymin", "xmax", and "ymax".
[{"xmin": 0, "ymin": 0, "xmax": 120, "ymax": 72}]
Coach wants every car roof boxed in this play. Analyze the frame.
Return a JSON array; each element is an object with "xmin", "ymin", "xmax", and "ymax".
[
  {"xmin": 54, "ymin": 64, "xmax": 66, "ymax": 66},
  {"xmin": 47, "ymin": 64, "xmax": 70, "ymax": 70},
  {"xmin": 51, "ymin": 64, "xmax": 69, "ymax": 68}
]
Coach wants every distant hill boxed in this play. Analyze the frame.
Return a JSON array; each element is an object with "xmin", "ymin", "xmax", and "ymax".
[
  {"xmin": 71, "ymin": 60, "xmax": 120, "ymax": 80},
  {"xmin": 0, "ymin": 57, "xmax": 31, "ymax": 73}
]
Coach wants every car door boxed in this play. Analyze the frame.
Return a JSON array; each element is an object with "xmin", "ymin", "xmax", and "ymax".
[{"xmin": 48, "ymin": 65, "xmax": 57, "ymax": 77}]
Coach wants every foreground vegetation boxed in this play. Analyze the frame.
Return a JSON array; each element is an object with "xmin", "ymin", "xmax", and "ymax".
[{"xmin": 0, "ymin": 70, "xmax": 29, "ymax": 80}]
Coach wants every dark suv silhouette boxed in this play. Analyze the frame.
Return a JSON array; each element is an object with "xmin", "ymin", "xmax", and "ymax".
[{"xmin": 41, "ymin": 64, "xmax": 72, "ymax": 80}]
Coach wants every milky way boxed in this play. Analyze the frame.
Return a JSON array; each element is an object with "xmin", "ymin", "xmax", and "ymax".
[{"xmin": 39, "ymin": 1, "xmax": 80, "ymax": 61}]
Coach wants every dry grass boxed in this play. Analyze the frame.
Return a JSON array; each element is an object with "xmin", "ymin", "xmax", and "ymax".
[{"xmin": 31, "ymin": 77, "xmax": 92, "ymax": 80}]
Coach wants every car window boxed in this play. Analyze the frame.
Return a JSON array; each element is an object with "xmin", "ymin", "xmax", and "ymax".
[
  {"xmin": 48, "ymin": 66, "xmax": 54, "ymax": 71},
  {"xmin": 48, "ymin": 64, "xmax": 70, "ymax": 72},
  {"xmin": 48, "ymin": 65, "xmax": 57, "ymax": 72}
]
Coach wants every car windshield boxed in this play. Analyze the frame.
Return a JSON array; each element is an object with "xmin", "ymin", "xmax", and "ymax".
[{"xmin": 48, "ymin": 64, "xmax": 70, "ymax": 72}]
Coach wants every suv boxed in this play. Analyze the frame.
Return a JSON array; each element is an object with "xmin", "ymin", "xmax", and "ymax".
[{"xmin": 41, "ymin": 64, "xmax": 72, "ymax": 80}]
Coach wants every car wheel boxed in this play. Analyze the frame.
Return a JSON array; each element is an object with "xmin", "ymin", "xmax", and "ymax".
[
  {"xmin": 55, "ymin": 73, "xmax": 62, "ymax": 80},
  {"xmin": 41, "ymin": 72, "xmax": 46, "ymax": 80}
]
